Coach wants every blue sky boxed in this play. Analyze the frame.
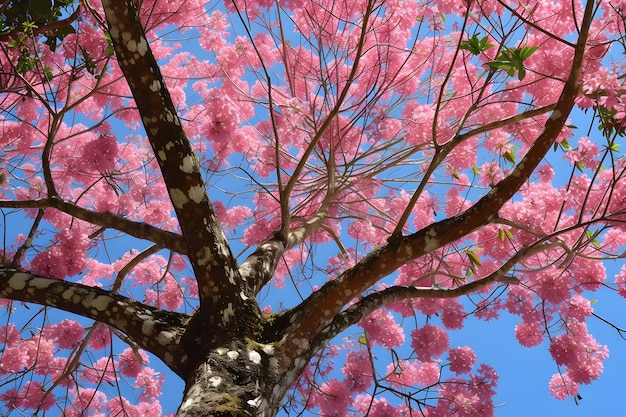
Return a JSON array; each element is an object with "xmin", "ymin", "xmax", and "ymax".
[{"xmin": 4, "ymin": 2, "xmax": 626, "ymax": 416}]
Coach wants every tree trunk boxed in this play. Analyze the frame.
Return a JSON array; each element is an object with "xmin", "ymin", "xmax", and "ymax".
[{"xmin": 176, "ymin": 340, "xmax": 284, "ymax": 417}]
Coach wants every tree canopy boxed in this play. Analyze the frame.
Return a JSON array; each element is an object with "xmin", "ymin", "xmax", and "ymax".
[{"xmin": 1, "ymin": 0, "xmax": 626, "ymax": 416}]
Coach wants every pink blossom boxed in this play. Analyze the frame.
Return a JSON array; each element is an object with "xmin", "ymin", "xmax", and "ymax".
[
  {"xmin": 549, "ymin": 321, "xmax": 608, "ymax": 384},
  {"xmin": 17, "ymin": 381, "xmax": 56, "ymax": 410},
  {"xmin": 81, "ymin": 357, "xmax": 116, "ymax": 384},
  {"xmin": 549, "ymin": 373, "xmax": 578, "ymax": 400},
  {"xmin": 360, "ymin": 309, "xmax": 405, "ymax": 349},
  {"xmin": 616, "ymin": 263, "xmax": 626, "ymax": 297},
  {"xmin": 367, "ymin": 397, "xmax": 406, "ymax": 417},
  {"xmin": 559, "ymin": 294, "xmax": 593, "ymax": 322},
  {"xmin": 0, "ymin": 345, "xmax": 29, "ymax": 373},
  {"xmin": 385, "ymin": 360, "xmax": 419, "ymax": 387},
  {"xmin": 564, "ymin": 136, "xmax": 600, "ymax": 170},
  {"xmin": 118, "ymin": 348, "xmax": 148, "ymax": 378},
  {"xmin": 416, "ymin": 361, "xmax": 441, "ymax": 386},
  {"xmin": 45, "ymin": 319, "xmax": 84, "ymax": 349},
  {"xmin": 411, "ymin": 324, "xmax": 449, "ymax": 361},
  {"xmin": 213, "ymin": 201, "xmax": 253, "ymax": 230},
  {"xmin": 69, "ymin": 388, "xmax": 107, "ymax": 415},
  {"xmin": 80, "ymin": 134, "xmax": 119, "ymax": 173},
  {"xmin": 514, "ymin": 321, "xmax": 544, "ymax": 347},
  {"xmin": 441, "ymin": 299, "xmax": 466, "ymax": 329},
  {"xmin": 313, "ymin": 378, "xmax": 351, "ymax": 416},
  {"xmin": 87, "ymin": 324, "xmax": 112, "ymax": 350},
  {"xmin": 448, "ymin": 346, "xmax": 477, "ymax": 374},
  {"xmin": 135, "ymin": 367, "xmax": 164, "ymax": 401},
  {"xmin": 341, "ymin": 350, "xmax": 372, "ymax": 392}
]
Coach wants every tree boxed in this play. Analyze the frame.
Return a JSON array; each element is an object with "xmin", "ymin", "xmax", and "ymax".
[{"xmin": 1, "ymin": 0, "xmax": 626, "ymax": 415}]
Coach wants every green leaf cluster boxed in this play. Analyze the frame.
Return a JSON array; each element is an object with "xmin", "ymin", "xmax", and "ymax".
[
  {"xmin": 487, "ymin": 46, "xmax": 538, "ymax": 80},
  {"xmin": 1, "ymin": 0, "xmax": 76, "ymax": 48},
  {"xmin": 460, "ymin": 34, "xmax": 494, "ymax": 55},
  {"xmin": 596, "ymin": 104, "xmax": 626, "ymax": 139},
  {"xmin": 460, "ymin": 34, "xmax": 538, "ymax": 81}
]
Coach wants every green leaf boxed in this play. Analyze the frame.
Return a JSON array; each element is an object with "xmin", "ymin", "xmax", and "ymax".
[
  {"xmin": 467, "ymin": 250, "xmax": 482, "ymax": 266},
  {"xmin": 487, "ymin": 45, "xmax": 538, "ymax": 80},
  {"xmin": 460, "ymin": 34, "xmax": 494, "ymax": 55},
  {"xmin": 43, "ymin": 66, "xmax": 53, "ymax": 81},
  {"xmin": 585, "ymin": 229, "xmax": 601, "ymax": 246},
  {"xmin": 503, "ymin": 150, "xmax": 516, "ymax": 164}
]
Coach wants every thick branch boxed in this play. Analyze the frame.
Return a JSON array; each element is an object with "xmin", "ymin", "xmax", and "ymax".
[
  {"xmin": 277, "ymin": 0, "xmax": 595, "ymax": 373},
  {"xmin": 100, "ymin": 0, "xmax": 253, "ymax": 326},
  {"xmin": 240, "ymin": 197, "xmax": 331, "ymax": 295},
  {"xmin": 0, "ymin": 268, "xmax": 192, "ymax": 377},
  {"xmin": 318, "ymin": 276, "xmax": 519, "ymax": 349}
]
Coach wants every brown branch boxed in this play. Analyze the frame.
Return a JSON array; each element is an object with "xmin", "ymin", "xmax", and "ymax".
[
  {"xmin": 100, "ymin": 0, "xmax": 259, "ymax": 331},
  {"xmin": 0, "ymin": 198, "xmax": 187, "ymax": 254},
  {"xmin": 0, "ymin": 268, "xmax": 191, "ymax": 377},
  {"xmin": 277, "ymin": 0, "xmax": 595, "ymax": 375}
]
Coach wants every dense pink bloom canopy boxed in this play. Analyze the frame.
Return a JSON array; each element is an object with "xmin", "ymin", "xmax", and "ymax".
[{"xmin": 0, "ymin": 0, "xmax": 625, "ymax": 415}]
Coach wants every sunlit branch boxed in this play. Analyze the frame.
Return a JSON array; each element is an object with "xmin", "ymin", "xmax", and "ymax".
[
  {"xmin": 11, "ymin": 209, "xmax": 43, "ymax": 266},
  {"xmin": 496, "ymin": 0, "xmax": 577, "ymax": 48},
  {"xmin": 391, "ymin": 102, "xmax": 557, "ymax": 237},
  {"xmin": 431, "ymin": 5, "xmax": 473, "ymax": 147},
  {"xmin": 112, "ymin": 244, "xmax": 162, "ymax": 293},
  {"xmin": 314, "ymin": 237, "xmax": 572, "ymax": 347}
]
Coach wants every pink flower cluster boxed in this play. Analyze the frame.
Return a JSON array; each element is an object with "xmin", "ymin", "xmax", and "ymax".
[{"xmin": 0, "ymin": 323, "xmax": 163, "ymax": 414}]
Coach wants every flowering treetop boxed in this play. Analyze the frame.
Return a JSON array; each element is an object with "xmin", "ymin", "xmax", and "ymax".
[{"xmin": 0, "ymin": 0, "xmax": 626, "ymax": 416}]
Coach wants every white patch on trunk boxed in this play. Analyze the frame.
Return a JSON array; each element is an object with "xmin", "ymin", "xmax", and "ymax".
[
  {"xmin": 227, "ymin": 350, "xmax": 239, "ymax": 360},
  {"xmin": 158, "ymin": 330, "xmax": 175, "ymax": 345},
  {"xmin": 179, "ymin": 155, "xmax": 195, "ymax": 173},
  {"xmin": 170, "ymin": 188, "xmax": 189, "ymax": 208},
  {"xmin": 91, "ymin": 295, "xmax": 114, "ymax": 311},
  {"xmin": 247, "ymin": 396, "xmax": 262, "ymax": 408},
  {"xmin": 423, "ymin": 228, "xmax": 439, "ymax": 252},
  {"xmin": 61, "ymin": 289, "xmax": 74, "ymax": 300},
  {"xmin": 149, "ymin": 80, "xmax": 161, "ymax": 92},
  {"xmin": 222, "ymin": 303, "xmax": 234, "ymax": 322},
  {"xmin": 249, "ymin": 350, "xmax": 261, "ymax": 364},
  {"xmin": 136, "ymin": 37, "xmax": 148, "ymax": 56},
  {"xmin": 188, "ymin": 185, "xmax": 205, "ymax": 203},
  {"xmin": 126, "ymin": 38, "xmax": 137, "ymax": 52},
  {"xmin": 196, "ymin": 247, "xmax": 213, "ymax": 266},
  {"xmin": 30, "ymin": 277, "xmax": 53, "ymax": 289},
  {"xmin": 209, "ymin": 376, "xmax": 222, "ymax": 387},
  {"xmin": 142, "ymin": 320, "xmax": 155, "ymax": 336}
]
